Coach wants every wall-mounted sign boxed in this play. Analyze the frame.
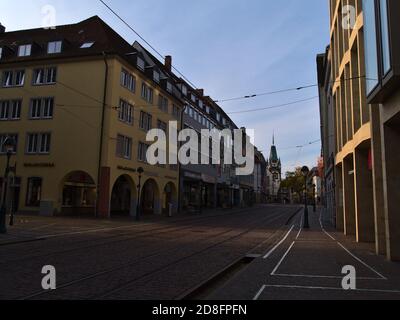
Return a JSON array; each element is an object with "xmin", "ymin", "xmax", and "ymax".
[
  {"xmin": 24, "ymin": 163, "xmax": 55, "ymax": 168},
  {"xmin": 117, "ymin": 166, "xmax": 136, "ymax": 173}
]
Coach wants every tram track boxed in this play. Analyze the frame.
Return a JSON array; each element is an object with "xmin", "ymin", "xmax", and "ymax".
[
  {"xmin": 0, "ymin": 206, "xmax": 274, "ymax": 266},
  {"xmin": 16, "ymin": 207, "xmax": 299, "ymax": 300}
]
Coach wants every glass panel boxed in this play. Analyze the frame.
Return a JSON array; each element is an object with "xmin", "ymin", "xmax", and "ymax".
[
  {"xmin": 362, "ymin": 0, "xmax": 379, "ymax": 94},
  {"xmin": 379, "ymin": 0, "xmax": 391, "ymax": 74}
]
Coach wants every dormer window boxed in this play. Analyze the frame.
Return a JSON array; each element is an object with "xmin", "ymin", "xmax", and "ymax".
[
  {"xmin": 80, "ymin": 42, "xmax": 94, "ymax": 49},
  {"xmin": 47, "ymin": 41, "xmax": 62, "ymax": 54},
  {"xmin": 191, "ymin": 94, "xmax": 196, "ymax": 103},
  {"xmin": 18, "ymin": 44, "xmax": 31, "ymax": 57},
  {"xmin": 199, "ymin": 100, "xmax": 203, "ymax": 109},
  {"xmin": 153, "ymin": 70, "xmax": 160, "ymax": 83},
  {"xmin": 137, "ymin": 57, "xmax": 145, "ymax": 71},
  {"xmin": 206, "ymin": 106, "xmax": 210, "ymax": 114},
  {"xmin": 166, "ymin": 81, "xmax": 173, "ymax": 93},
  {"xmin": 181, "ymin": 85, "xmax": 187, "ymax": 95},
  {"xmin": 0, "ymin": 47, "xmax": 3, "ymax": 60}
]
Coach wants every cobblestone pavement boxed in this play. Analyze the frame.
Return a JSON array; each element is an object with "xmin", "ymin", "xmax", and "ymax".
[
  {"xmin": 0, "ymin": 205, "xmax": 301, "ymax": 300},
  {"xmin": 209, "ymin": 207, "xmax": 400, "ymax": 300}
]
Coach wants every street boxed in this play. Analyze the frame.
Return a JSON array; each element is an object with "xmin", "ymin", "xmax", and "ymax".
[
  {"xmin": 1, "ymin": 205, "xmax": 399, "ymax": 300},
  {"xmin": 0, "ymin": 205, "xmax": 298, "ymax": 300}
]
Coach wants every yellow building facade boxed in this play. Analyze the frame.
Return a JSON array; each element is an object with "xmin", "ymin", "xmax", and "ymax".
[
  {"xmin": 0, "ymin": 17, "xmax": 182, "ymax": 218},
  {"xmin": 329, "ymin": 0, "xmax": 377, "ymax": 242}
]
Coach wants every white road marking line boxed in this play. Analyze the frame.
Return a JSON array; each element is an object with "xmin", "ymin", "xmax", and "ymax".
[
  {"xmin": 263, "ymin": 225, "xmax": 295, "ymax": 259},
  {"xmin": 271, "ymin": 273, "xmax": 384, "ymax": 280},
  {"xmin": 271, "ymin": 241, "xmax": 295, "ymax": 275},
  {"xmin": 260, "ymin": 284, "xmax": 400, "ymax": 294},
  {"xmin": 296, "ymin": 214, "xmax": 303, "ymax": 240},
  {"xmin": 43, "ymin": 224, "xmax": 147, "ymax": 238},
  {"xmin": 28, "ymin": 223, "xmax": 58, "ymax": 231},
  {"xmin": 336, "ymin": 242, "xmax": 387, "ymax": 280},
  {"xmin": 319, "ymin": 211, "xmax": 336, "ymax": 241},
  {"xmin": 253, "ymin": 285, "xmax": 266, "ymax": 300}
]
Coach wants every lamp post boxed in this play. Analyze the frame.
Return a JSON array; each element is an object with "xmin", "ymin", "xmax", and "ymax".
[
  {"xmin": 136, "ymin": 167, "xmax": 144, "ymax": 221},
  {"xmin": 0, "ymin": 137, "xmax": 16, "ymax": 234},
  {"xmin": 301, "ymin": 166, "xmax": 310, "ymax": 229},
  {"xmin": 230, "ymin": 183, "xmax": 234, "ymax": 209},
  {"xmin": 312, "ymin": 183, "xmax": 316, "ymax": 213}
]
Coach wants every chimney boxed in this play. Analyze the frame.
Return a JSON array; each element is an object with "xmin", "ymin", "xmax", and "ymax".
[
  {"xmin": 196, "ymin": 89, "xmax": 204, "ymax": 97},
  {"xmin": 165, "ymin": 55, "xmax": 172, "ymax": 72},
  {"xmin": 0, "ymin": 23, "xmax": 5, "ymax": 34}
]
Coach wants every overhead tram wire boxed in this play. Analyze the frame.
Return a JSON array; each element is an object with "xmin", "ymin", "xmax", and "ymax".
[
  {"xmin": 226, "ymin": 96, "xmax": 319, "ymax": 115},
  {"xmin": 55, "ymin": 79, "xmax": 319, "ymax": 117},
  {"xmin": 98, "ymin": 0, "xmax": 198, "ymax": 90},
  {"xmin": 214, "ymin": 75, "xmax": 374, "ymax": 103}
]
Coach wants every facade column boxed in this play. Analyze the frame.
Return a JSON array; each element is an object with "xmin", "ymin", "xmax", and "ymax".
[
  {"xmin": 353, "ymin": 146, "xmax": 375, "ymax": 243},
  {"xmin": 370, "ymin": 105, "xmax": 387, "ymax": 255},
  {"xmin": 342, "ymin": 156, "xmax": 356, "ymax": 236},
  {"xmin": 98, "ymin": 167, "xmax": 111, "ymax": 218},
  {"xmin": 382, "ymin": 121, "xmax": 400, "ymax": 261},
  {"xmin": 335, "ymin": 164, "xmax": 344, "ymax": 231}
]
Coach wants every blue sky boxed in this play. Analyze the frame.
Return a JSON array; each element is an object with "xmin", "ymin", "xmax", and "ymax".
[{"xmin": 0, "ymin": 0, "xmax": 330, "ymax": 174}]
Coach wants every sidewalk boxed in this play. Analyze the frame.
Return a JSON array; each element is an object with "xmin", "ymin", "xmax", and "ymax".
[{"xmin": 209, "ymin": 207, "xmax": 400, "ymax": 300}]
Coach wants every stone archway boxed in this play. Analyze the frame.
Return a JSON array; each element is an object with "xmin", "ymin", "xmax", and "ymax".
[
  {"xmin": 110, "ymin": 175, "xmax": 136, "ymax": 217},
  {"xmin": 163, "ymin": 182, "xmax": 178, "ymax": 215},
  {"xmin": 140, "ymin": 178, "xmax": 161, "ymax": 215},
  {"xmin": 61, "ymin": 171, "xmax": 96, "ymax": 216}
]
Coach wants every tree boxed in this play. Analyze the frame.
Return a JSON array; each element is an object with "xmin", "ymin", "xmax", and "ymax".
[{"xmin": 280, "ymin": 167, "xmax": 304, "ymax": 195}]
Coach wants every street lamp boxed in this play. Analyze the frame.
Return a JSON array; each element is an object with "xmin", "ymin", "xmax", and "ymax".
[
  {"xmin": 1, "ymin": 136, "xmax": 16, "ymax": 234},
  {"xmin": 301, "ymin": 166, "xmax": 310, "ymax": 229},
  {"xmin": 136, "ymin": 167, "xmax": 144, "ymax": 221}
]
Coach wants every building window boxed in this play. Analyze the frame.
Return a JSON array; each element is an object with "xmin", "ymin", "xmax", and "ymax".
[
  {"xmin": 18, "ymin": 44, "xmax": 32, "ymax": 57},
  {"xmin": 206, "ymin": 106, "xmax": 210, "ymax": 114},
  {"xmin": 80, "ymin": 42, "xmax": 94, "ymax": 49},
  {"xmin": 363, "ymin": 0, "xmax": 379, "ymax": 95},
  {"xmin": 157, "ymin": 119, "xmax": 167, "ymax": 132},
  {"xmin": 166, "ymin": 81, "xmax": 173, "ymax": 93},
  {"xmin": 199, "ymin": 100, "xmax": 203, "ymax": 109},
  {"xmin": 141, "ymin": 83, "xmax": 154, "ymax": 103},
  {"xmin": 137, "ymin": 57, "xmax": 145, "ymax": 71},
  {"xmin": 138, "ymin": 142, "xmax": 149, "ymax": 162},
  {"xmin": 139, "ymin": 111, "xmax": 152, "ymax": 131},
  {"xmin": 153, "ymin": 70, "xmax": 160, "ymax": 83},
  {"xmin": 26, "ymin": 177, "xmax": 42, "ymax": 207},
  {"xmin": 0, "ymin": 134, "xmax": 18, "ymax": 154},
  {"xmin": 2, "ymin": 70, "xmax": 25, "ymax": 87},
  {"xmin": 181, "ymin": 85, "xmax": 187, "ymax": 96},
  {"xmin": 47, "ymin": 41, "xmax": 62, "ymax": 54},
  {"xmin": 0, "ymin": 100, "xmax": 21, "ymax": 120},
  {"xmin": 33, "ymin": 67, "xmax": 57, "ymax": 85},
  {"xmin": 26, "ymin": 133, "xmax": 51, "ymax": 154},
  {"xmin": 379, "ymin": 0, "xmax": 391, "ymax": 75},
  {"xmin": 172, "ymin": 104, "xmax": 180, "ymax": 118},
  {"xmin": 158, "ymin": 95, "xmax": 168, "ymax": 112},
  {"xmin": 120, "ymin": 69, "xmax": 136, "ymax": 92},
  {"xmin": 191, "ymin": 94, "xmax": 196, "ymax": 103},
  {"xmin": 116, "ymin": 134, "xmax": 132, "ymax": 159},
  {"xmin": 0, "ymin": 47, "xmax": 3, "ymax": 59},
  {"xmin": 118, "ymin": 99, "xmax": 133, "ymax": 125},
  {"xmin": 29, "ymin": 98, "xmax": 54, "ymax": 119}
]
